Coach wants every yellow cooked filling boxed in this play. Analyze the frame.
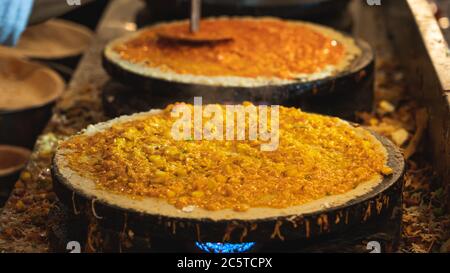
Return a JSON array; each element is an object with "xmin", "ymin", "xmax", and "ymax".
[
  {"xmin": 60, "ymin": 103, "xmax": 392, "ymax": 212},
  {"xmin": 113, "ymin": 18, "xmax": 349, "ymax": 79}
]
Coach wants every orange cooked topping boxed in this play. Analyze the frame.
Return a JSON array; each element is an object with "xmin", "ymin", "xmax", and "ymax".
[
  {"xmin": 114, "ymin": 18, "xmax": 348, "ymax": 79},
  {"xmin": 60, "ymin": 104, "xmax": 391, "ymax": 212}
]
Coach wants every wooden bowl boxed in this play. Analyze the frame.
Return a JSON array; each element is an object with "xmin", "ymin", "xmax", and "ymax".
[
  {"xmin": 0, "ymin": 19, "xmax": 93, "ymax": 60},
  {"xmin": 0, "ymin": 145, "xmax": 31, "ymax": 206},
  {"xmin": 0, "ymin": 19, "xmax": 94, "ymax": 77},
  {"xmin": 0, "ymin": 56, "xmax": 65, "ymax": 148}
]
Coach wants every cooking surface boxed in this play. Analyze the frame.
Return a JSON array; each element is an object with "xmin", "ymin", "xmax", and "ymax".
[
  {"xmin": 0, "ymin": 0, "xmax": 448, "ymax": 252},
  {"xmin": 111, "ymin": 18, "xmax": 350, "ymax": 79},
  {"xmin": 57, "ymin": 104, "xmax": 391, "ymax": 213}
]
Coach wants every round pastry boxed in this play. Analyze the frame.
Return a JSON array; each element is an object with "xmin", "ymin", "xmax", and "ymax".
[
  {"xmin": 53, "ymin": 103, "xmax": 397, "ymax": 221},
  {"xmin": 104, "ymin": 17, "xmax": 362, "ymax": 88}
]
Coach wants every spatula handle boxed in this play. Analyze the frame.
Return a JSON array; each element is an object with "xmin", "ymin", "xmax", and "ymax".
[{"xmin": 190, "ymin": 0, "xmax": 201, "ymax": 33}]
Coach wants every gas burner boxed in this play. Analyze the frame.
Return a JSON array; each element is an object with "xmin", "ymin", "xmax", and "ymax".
[{"xmin": 195, "ymin": 242, "xmax": 256, "ymax": 253}]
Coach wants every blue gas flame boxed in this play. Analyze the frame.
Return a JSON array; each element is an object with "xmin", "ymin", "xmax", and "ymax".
[{"xmin": 195, "ymin": 242, "xmax": 256, "ymax": 253}]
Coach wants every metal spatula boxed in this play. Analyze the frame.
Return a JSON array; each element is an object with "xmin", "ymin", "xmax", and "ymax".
[{"xmin": 157, "ymin": 0, "xmax": 233, "ymax": 44}]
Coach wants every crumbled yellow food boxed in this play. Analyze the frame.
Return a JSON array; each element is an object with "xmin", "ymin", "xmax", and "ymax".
[
  {"xmin": 114, "ymin": 18, "xmax": 347, "ymax": 79},
  {"xmin": 60, "ymin": 104, "xmax": 391, "ymax": 212}
]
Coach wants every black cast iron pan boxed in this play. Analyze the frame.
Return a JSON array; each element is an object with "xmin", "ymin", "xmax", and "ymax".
[
  {"xmin": 52, "ymin": 128, "xmax": 404, "ymax": 243},
  {"xmin": 102, "ymin": 37, "xmax": 374, "ymax": 120}
]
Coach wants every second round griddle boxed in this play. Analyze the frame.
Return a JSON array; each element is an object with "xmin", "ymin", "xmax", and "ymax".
[{"xmin": 102, "ymin": 37, "xmax": 374, "ymax": 120}]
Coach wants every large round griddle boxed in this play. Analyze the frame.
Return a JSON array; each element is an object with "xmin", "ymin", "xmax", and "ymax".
[
  {"xmin": 102, "ymin": 28, "xmax": 374, "ymax": 120},
  {"xmin": 102, "ymin": 17, "xmax": 374, "ymax": 120},
  {"xmin": 52, "ymin": 125, "xmax": 404, "ymax": 243}
]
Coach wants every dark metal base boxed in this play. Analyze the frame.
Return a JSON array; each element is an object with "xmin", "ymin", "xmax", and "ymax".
[{"xmin": 47, "ymin": 199, "xmax": 402, "ymax": 253}]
